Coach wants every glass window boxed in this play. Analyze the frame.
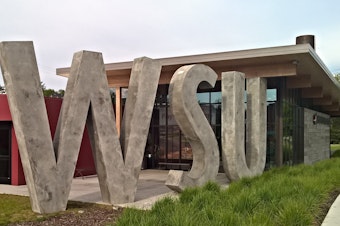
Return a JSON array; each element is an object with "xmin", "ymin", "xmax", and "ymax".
[
  {"xmin": 0, "ymin": 128, "xmax": 10, "ymax": 156},
  {"xmin": 181, "ymin": 135, "xmax": 192, "ymax": 160},
  {"xmin": 267, "ymin": 89, "xmax": 277, "ymax": 102},
  {"xmin": 211, "ymin": 92, "xmax": 222, "ymax": 103},
  {"xmin": 0, "ymin": 124, "xmax": 11, "ymax": 184},
  {"xmin": 121, "ymin": 88, "xmax": 128, "ymax": 104},
  {"xmin": 158, "ymin": 126, "xmax": 167, "ymax": 161},
  {"xmin": 200, "ymin": 105, "xmax": 211, "ymax": 122},
  {"xmin": 167, "ymin": 125, "xmax": 181, "ymax": 160},
  {"xmin": 196, "ymin": 93, "xmax": 209, "ymax": 104}
]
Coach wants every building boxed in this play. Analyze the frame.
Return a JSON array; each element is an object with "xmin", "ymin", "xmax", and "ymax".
[
  {"xmin": 1, "ymin": 35, "xmax": 339, "ymax": 185},
  {"xmin": 57, "ymin": 35, "xmax": 340, "ymax": 169}
]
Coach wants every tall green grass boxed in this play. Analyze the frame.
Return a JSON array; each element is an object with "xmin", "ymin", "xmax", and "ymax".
[
  {"xmin": 116, "ymin": 158, "xmax": 340, "ymax": 226},
  {"xmin": 332, "ymin": 149, "xmax": 340, "ymax": 158}
]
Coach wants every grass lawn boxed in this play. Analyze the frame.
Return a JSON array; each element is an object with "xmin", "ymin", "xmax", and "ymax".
[
  {"xmin": 331, "ymin": 143, "xmax": 340, "ymax": 152},
  {"xmin": 0, "ymin": 196, "xmax": 114, "ymax": 225},
  {"xmin": 0, "ymin": 194, "xmax": 43, "ymax": 225},
  {"xmin": 116, "ymin": 158, "xmax": 340, "ymax": 226}
]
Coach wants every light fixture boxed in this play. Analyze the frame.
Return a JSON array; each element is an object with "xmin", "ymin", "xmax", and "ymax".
[{"xmin": 313, "ymin": 114, "xmax": 318, "ymax": 125}]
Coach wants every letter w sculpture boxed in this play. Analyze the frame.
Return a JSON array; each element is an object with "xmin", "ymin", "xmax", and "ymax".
[{"xmin": 0, "ymin": 42, "xmax": 161, "ymax": 213}]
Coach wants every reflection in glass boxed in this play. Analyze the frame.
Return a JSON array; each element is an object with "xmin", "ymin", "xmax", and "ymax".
[
  {"xmin": 181, "ymin": 135, "xmax": 192, "ymax": 160},
  {"xmin": 211, "ymin": 92, "xmax": 222, "ymax": 103},
  {"xmin": 267, "ymin": 89, "xmax": 277, "ymax": 102},
  {"xmin": 196, "ymin": 92, "xmax": 209, "ymax": 104},
  {"xmin": 151, "ymin": 85, "xmax": 280, "ymax": 170}
]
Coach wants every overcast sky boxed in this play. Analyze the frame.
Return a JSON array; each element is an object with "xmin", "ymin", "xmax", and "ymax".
[{"xmin": 1, "ymin": 0, "xmax": 339, "ymax": 90}]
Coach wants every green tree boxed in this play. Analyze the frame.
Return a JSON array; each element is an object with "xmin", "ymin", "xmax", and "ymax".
[
  {"xmin": 335, "ymin": 73, "xmax": 340, "ymax": 83},
  {"xmin": 331, "ymin": 118, "xmax": 340, "ymax": 144},
  {"xmin": 41, "ymin": 82, "xmax": 64, "ymax": 98}
]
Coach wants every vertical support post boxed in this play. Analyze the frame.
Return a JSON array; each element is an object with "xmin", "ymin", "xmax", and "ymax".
[
  {"xmin": 115, "ymin": 87, "xmax": 122, "ymax": 136},
  {"xmin": 275, "ymin": 80, "xmax": 283, "ymax": 166}
]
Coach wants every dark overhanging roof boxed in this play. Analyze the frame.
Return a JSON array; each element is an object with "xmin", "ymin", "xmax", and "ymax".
[{"xmin": 56, "ymin": 43, "xmax": 340, "ymax": 116}]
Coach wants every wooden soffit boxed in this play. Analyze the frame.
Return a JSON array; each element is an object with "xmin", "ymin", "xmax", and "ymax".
[{"xmin": 56, "ymin": 43, "xmax": 340, "ymax": 116}]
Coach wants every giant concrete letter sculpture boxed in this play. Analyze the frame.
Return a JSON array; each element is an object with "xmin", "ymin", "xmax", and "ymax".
[
  {"xmin": 165, "ymin": 64, "xmax": 220, "ymax": 192},
  {"xmin": 0, "ymin": 41, "xmax": 161, "ymax": 213},
  {"xmin": 221, "ymin": 71, "xmax": 267, "ymax": 181}
]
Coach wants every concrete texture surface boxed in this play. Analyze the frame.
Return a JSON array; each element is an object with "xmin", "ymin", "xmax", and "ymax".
[
  {"xmin": 0, "ymin": 41, "xmax": 64, "ymax": 213},
  {"xmin": 221, "ymin": 72, "xmax": 267, "ymax": 181},
  {"xmin": 0, "ymin": 41, "xmax": 161, "ymax": 213},
  {"xmin": 166, "ymin": 64, "xmax": 220, "ymax": 192},
  {"xmin": 245, "ymin": 77, "xmax": 267, "ymax": 175},
  {"xmin": 119, "ymin": 57, "xmax": 162, "ymax": 202},
  {"xmin": 55, "ymin": 50, "xmax": 125, "ymax": 207}
]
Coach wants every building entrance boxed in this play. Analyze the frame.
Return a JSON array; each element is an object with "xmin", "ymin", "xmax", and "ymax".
[
  {"xmin": 149, "ymin": 84, "xmax": 222, "ymax": 170},
  {"xmin": 0, "ymin": 122, "xmax": 11, "ymax": 184},
  {"xmin": 148, "ymin": 84, "xmax": 279, "ymax": 170}
]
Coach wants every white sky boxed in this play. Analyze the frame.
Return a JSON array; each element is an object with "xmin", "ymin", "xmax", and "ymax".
[{"xmin": 1, "ymin": 0, "xmax": 340, "ymax": 89}]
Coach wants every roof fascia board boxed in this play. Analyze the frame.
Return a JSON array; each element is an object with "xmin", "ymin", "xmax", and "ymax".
[{"xmin": 101, "ymin": 44, "xmax": 311, "ymax": 72}]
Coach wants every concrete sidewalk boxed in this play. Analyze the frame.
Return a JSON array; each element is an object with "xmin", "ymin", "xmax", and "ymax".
[
  {"xmin": 322, "ymin": 195, "xmax": 340, "ymax": 226},
  {"xmin": 0, "ymin": 170, "xmax": 229, "ymax": 210}
]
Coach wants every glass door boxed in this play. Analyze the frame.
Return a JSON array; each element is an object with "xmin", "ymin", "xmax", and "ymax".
[{"xmin": 0, "ymin": 123, "xmax": 11, "ymax": 184}]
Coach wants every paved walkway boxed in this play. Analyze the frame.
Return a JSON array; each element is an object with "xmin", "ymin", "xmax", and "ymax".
[
  {"xmin": 0, "ymin": 170, "xmax": 228, "ymax": 209},
  {"xmin": 322, "ymin": 195, "xmax": 340, "ymax": 226},
  {"xmin": 0, "ymin": 169, "xmax": 338, "ymax": 225}
]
